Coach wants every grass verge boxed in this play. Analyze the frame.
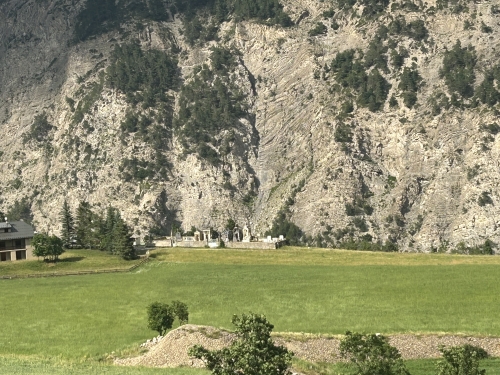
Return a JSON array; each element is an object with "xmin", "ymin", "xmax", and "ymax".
[
  {"xmin": 293, "ymin": 358, "xmax": 500, "ymax": 375},
  {"xmin": 0, "ymin": 356, "xmax": 208, "ymax": 375},
  {"xmin": 0, "ymin": 249, "xmax": 142, "ymax": 276}
]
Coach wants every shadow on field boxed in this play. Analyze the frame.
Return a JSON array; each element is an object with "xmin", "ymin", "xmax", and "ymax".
[{"xmin": 59, "ymin": 257, "xmax": 85, "ymax": 263}]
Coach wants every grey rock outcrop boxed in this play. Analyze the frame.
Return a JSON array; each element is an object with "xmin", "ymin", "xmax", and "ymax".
[{"xmin": 1, "ymin": 0, "xmax": 500, "ymax": 251}]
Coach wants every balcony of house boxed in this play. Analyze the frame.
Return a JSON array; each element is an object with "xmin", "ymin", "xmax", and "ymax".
[{"xmin": 0, "ymin": 239, "xmax": 26, "ymax": 252}]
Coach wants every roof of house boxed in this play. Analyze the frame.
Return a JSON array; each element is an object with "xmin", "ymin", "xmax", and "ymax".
[
  {"xmin": 0, "ymin": 221, "xmax": 35, "ymax": 241},
  {"xmin": 0, "ymin": 222, "xmax": 12, "ymax": 229}
]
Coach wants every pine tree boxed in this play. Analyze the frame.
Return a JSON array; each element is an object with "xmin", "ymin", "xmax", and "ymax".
[
  {"xmin": 75, "ymin": 201, "xmax": 97, "ymax": 249},
  {"xmin": 100, "ymin": 206, "xmax": 118, "ymax": 252},
  {"xmin": 60, "ymin": 200, "xmax": 74, "ymax": 248},
  {"xmin": 112, "ymin": 217, "xmax": 136, "ymax": 260}
]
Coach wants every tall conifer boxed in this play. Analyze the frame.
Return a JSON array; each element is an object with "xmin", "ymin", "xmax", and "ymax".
[
  {"xmin": 112, "ymin": 217, "xmax": 136, "ymax": 260},
  {"xmin": 60, "ymin": 200, "xmax": 74, "ymax": 248}
]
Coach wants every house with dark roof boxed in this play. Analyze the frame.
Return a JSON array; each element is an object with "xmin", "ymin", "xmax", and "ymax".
[{"xmin": 0, "ymin": 220, "xmax": 35, "ymax": 261}]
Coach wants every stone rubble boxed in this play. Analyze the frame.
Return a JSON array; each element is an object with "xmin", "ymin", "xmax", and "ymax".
[{"xmin": 115, "ymin": 325, "xmax": 500, "ymax": 369}]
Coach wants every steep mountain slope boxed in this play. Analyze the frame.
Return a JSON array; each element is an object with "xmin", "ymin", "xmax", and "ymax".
[{"xmin": 1, "ymin": 0, "xmax": 500, "ymax": 251}]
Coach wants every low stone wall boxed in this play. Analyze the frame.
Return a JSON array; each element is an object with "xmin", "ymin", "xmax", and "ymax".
[
  {"xmin": 175, "ymin": 241, "xmax": 207, "ymax": 248},
  {"xmin": 153, "ymin": 240, "xmax": 287, "ymax": 250},
  {"xmin": 224, "ymin": 241, "xmax": 286, "ymax": 250}
]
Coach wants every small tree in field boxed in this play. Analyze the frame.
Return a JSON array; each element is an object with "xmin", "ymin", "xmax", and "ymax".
[
  {"xmin": 437, "ymin": 345, "xmax": 488, "ymax": 375},
  {"xmin": 189, "ymin": 313, "xmax": 293, "ymax": 375},
  {"xmin": 340, "ymin": 331, "xmax": 410, "ymax": 375},
  {"xmin": 172, "ymin": 300, "xmax": 189, "ymax": 325},
  {"xmin": 32, "ymin": 233, "xmax": 65, "ymax": 262},
  {"xmin": 147, "ymin": 302, "xmax": 175, "ymax": 336}
]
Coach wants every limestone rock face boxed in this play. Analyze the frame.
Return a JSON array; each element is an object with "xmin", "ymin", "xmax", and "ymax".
[{"xmin": 1, "ymin": 0, "xmax": 500, "ymax": 251}]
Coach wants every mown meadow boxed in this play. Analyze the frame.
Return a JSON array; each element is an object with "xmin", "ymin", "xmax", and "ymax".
[{"xmin": 0, "ymin": 247, "xmax": 499, "ymax": 373}]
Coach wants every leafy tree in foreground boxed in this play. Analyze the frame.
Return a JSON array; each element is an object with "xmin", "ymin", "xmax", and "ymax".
[
  {"xmin": 147, "ymin": 302, "xmax": 175, "ymax": 336},
  {"xmin": 32, "ymin": 233, "xmax": 65, "ymax": 262},
  {"xmin": 340, "ymin": 331, "xmax": 410, "ymax": 375},
  {"xmin": 189, "ymin": 313, "xmax": 293, "ymax": 375},
  {"xmin": 437, "ymin": 344, "xmax": 488, "ymax": 375},
  {"xmin": 59, "ymin": 200, "xmax": 74, "ymax": 248}
]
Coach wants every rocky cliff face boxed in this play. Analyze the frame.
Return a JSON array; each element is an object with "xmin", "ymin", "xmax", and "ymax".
[{"xmin": 1, "ymin": 0, "xmax": 500, "ymax": 251}]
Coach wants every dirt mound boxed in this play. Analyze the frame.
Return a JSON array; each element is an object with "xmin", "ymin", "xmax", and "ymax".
[
  {"xmin": 116, "ymin": 325, "xmax": 500, "ymax": 368},
  {"xmin": 115, "ymin": 325, "xmax": 236, "ymax": 368}
]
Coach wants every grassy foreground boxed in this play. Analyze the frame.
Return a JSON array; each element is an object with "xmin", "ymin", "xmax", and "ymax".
[
  {"xmin": 0, "ymin": 249, "xmax": 142, "ymax": 276},
  {"xmin": 295, "ymin": 358, "xmax": 500, "ymax": 375},
  {"xmin": 1, "ymin": 357, "xmax": 499, "ymax": 375},
  {"xmin": 0, "ymin": 247, "xmax": 499, "ymax": 369},
  {"xmin": 0, "ymin": 356, "xmax": 207, "ymax": 375}
]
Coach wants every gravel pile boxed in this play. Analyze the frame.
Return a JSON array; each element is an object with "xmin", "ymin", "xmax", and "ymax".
[
  {"xmin": 115, "ymin": 325, "xmax": 500, "ymax": 368},
  {"xmin": 115, "ymin": 325, "xmax": 236, "ymax": 368}
]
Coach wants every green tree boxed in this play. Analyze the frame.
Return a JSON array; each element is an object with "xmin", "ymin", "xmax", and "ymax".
[
  {"xmin": 440, "ymin": 40, "xmax": 477, "ymax": 99},
  {"xmin": 100, "ymin": 206, "xmax": 119, "ymax": 253},
  {"xmin": 265, "ymin": 210, "xmax": 304, "ymax": 245},
  {"xmin": 147, "ymin": 302, "xmax": 175, "ymax": 336},
  {"xmin": 172, "ymin": 300, "xmax": 189, "ymax": 325},
  {"xmin": 339, "ymin": 331, "xmax": 410, "ymax": 375},
  {"xmin": 189, "ymin": 313, "xmax": 293, "ymax": 375},
  {"xmin": 59, "ymin": 200, "xmax": 74, "ymax": 248},
  {"xmin": 75, "ymin": 201, "xmax": 97, "ymax": 249},
  {"xmin": 112, "ymin": 216, "xmax": 136, "ymax": 260},
  {"xmin": 437, "ymin": 345, "xmax": 488, "ymax": 375},
  {"xmin": 226, "ymin": 218, "xmax": 236, "ymax": 230},
  {"xmin": 32, "ymin": 234, "xmax": 65, "ymax": 262},
  {"xmin": 22, "ymin": 112, "xmax": 54, "ymax": 144}
]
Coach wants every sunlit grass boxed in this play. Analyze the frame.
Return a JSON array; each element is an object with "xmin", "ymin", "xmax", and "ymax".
[
  {"xmin": 153, "ymin": 246, "xmax": 500, "ymax": 266},
  {"xmin": 0, "ymin": 246, "xmax": 499, "ymax": 373},
  {"xmin": 0, "ymin": 249, "xmax": 142, "ymax": 276}
]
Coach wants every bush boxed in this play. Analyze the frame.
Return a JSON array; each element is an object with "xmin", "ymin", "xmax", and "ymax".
[
  {"xmin": 309, "ymin": 22, "xmax": 328, "ymax": 36},
  {"xmin": 189, "ymin": 313, "xmax": 293, "ymax": 375},
  {"xmin": 147, "ymin": 302, "xmax": 175, "ymax": 336},
  {"xmin": 364, "ymin": 37, "xmax": 389, "ymax": 73},
  {"xmin": 32, "ymin": 234, "xmax": 65, "ymax": 262},
  {"xmin": 352, "ymin": 217, "xmax": 368, "ymax": 232},
  {"xmin": 482, "ymin": 123, "xmax": 500, "ymax": 135},
  {"xmin": 388, "ymin": 17, "xmax": 428, "ymax": 41},
  {"xmin": 7, "ymin": 198, "xmax": 33, "ymax": 224},
  {"xmin": 391, "ymin": 47, "xmax": 408, "ymax": 69},
  {"xmin": 475, "ymin": 71, "xmax": 500, "ymax": 106},
  {"xmin": 357, "ymin": 69, "xmax": 391, "ymax": 112},
  {"xmin": 334, "ymin": 122, "xmax": 353, "ymax": 143},
  {"xmin": 171, "ymin": 300, "xmax": 189, "ymax": 325},
  {"xmin": 478, "ymin": 192, "xmax": 493, "ymax": 206},
  {"xmin": 440, "ymin": 40, "xmax": 477, "ymax": 99},
  {"xmin": 437, "ymin": 345, "xmax": 488, "ymax": 375},
  {"xmin": 340, "ymin": 331, "xmax": 410, "ymax": 375},
  {"xmin": 23, "ymin": 112, "xmax": 54, "ymax": 144},
  {"xmin": 266, "ymin": 210, "xmax": 304, "ymax": 245}
]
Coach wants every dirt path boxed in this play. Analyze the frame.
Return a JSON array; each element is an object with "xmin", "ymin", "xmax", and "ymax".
[{"xmin": 115, "ymin": 325, "xmax": 500, "ymax": 368}]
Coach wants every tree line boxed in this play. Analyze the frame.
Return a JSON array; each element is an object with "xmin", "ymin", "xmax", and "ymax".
[
  {"xmin": 74, "ymin": 0, "xmax": 292, "ymax": 44},
  {"xmin": 60, "ymin": 200, "xmax": 137, "ymax": 260}
]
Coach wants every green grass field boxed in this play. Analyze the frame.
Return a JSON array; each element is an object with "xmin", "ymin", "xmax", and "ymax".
[
  {"xmin": 0, "ymin": 249, "xmax": 142, "ymax": 276},
  {"xmin": 295, "ymin": 358, "xmax": 500, "ymax": 375},
  {"xmin": 0, "ymin": 356, "xmax": 208, "ymax": 374},
  {"xmin": 1, "ymin": 357, "xmax": 499, "ymax": 375},
  {"xmin": 1, "ymin": 247, "xmax": 499, "ymax": 373}
]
